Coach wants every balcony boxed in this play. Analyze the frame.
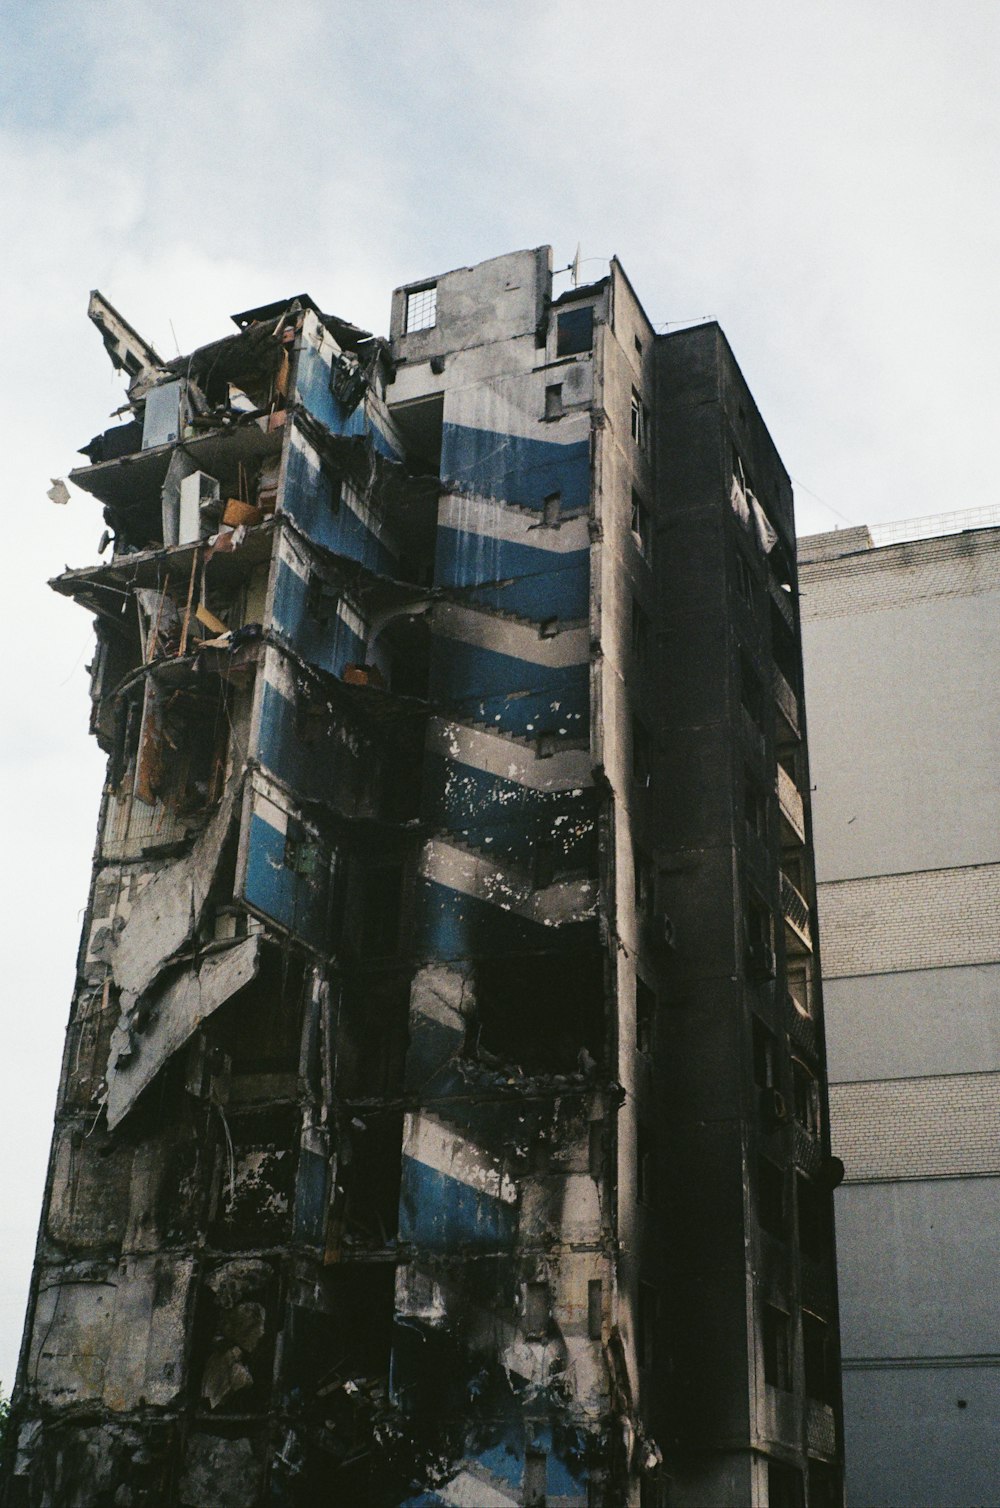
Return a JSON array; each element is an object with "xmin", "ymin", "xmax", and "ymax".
[
  {"xmin": 772, "ymin": 664, "xmax": 800, "ymax": 743},
  {"xmin": 781, "ymin": 870, "xmax": 812, "ymax": 954},
  {"xmin": 777, "ymin": 762, "xmax": 806, "ymax": 846}
]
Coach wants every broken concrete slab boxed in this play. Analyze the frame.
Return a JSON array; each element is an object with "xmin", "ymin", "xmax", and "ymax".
[{"xmin": 106, "ymin": 933, "xmax": 261, "ymax": 1130}]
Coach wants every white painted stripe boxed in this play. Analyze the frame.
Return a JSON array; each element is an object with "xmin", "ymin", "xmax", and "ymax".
[
  {"xmin": 409, "ymin": 963, "xmax": 468, "ymax": 1034},
  {"xmin": 403, "ymin": 1111, "xmax": 518, "ymax": 1204},
  {"xmin": 437, "ymin": 1471, "xmax": 519, "ymax": 1508},
  {"xmin": 253, "ymin": 791, "xmax": 288, "ymax": 836},
  {"xmin": 419, "ymin": 839, "xmax": 597, "ymax": 927},
  {"xmin": 432, "ymin": 600, "xmax": 588, "ymax": 667},
  {"xmin": 427, "ymin": 717, "xmax": 592, "ymax": 792},
  {"xmin": 438, "ymin": 492, "xmax": 590, "ymax": 552},
  {"xmin": 277, "ymin": 532, "xmax": 367, "ymax": 641}
]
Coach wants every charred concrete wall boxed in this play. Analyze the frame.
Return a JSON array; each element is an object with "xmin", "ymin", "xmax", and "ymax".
[{"xmin": 6, "ymin": 255, "xmax": 842, "ymax": 1508}]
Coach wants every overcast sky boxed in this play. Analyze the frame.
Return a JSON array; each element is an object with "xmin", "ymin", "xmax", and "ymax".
[{"xmin": 1, "ymin": 0, "xmax": 997, "ymax": 1387}]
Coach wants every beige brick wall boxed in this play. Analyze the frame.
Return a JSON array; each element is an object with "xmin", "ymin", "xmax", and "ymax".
[
  {"xmin": 818, "ymin": 864, "xmax": 1000, "ymax": 978},
  {"xmin": 800, "ymin": 530, "xmax": 1000, "ymax": 622},
  {"xmin": 830, "ymin": 1072, "xmax": 1000, "ymax": 1181}
]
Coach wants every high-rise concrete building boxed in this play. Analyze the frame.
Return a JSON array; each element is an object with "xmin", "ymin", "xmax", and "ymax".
[
  {"xmin": 5, "ymin": 249, "xmax": 842, "ymax": 1507},
  {"xmin": 799, "ymin": 518, "xmax": 1000, "ymax": 1508}
]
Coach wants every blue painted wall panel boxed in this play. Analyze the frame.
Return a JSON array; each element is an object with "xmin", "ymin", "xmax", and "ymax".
[
  {"xmin": 243, "ymin": 810, "xmax": 331, "ymax": 952},
  {"xmin": 398, "ymin": 1156, "xmax": 517, "ymax": 1251},
  {"xmin": 423, "ymin": 753, "xmax": 596, "ymax": 870},
  {"xmin": 295, "ymin": 340, "xmax": 402, "ymax": 461},
  {"xmin": 270, "ymin": 556, "xmax": 366, "ymax": 677},
  {"xmin": 282, "ymin": 440, "xmax": 399, "ymax": 575},
  {"xmin": 415, "ymin": 877, "xmax": 597, "ymax": 962},
  {"xmin": 435, "ymin": 528, "xmax": 590, "ymax": 621},
  {"xmin": 429, "ymin": 639, "xmax": 588, "ymax": 738},
  {"xmin": 441, "ymin": 422, "xmax": 590, "ymax": 514}
]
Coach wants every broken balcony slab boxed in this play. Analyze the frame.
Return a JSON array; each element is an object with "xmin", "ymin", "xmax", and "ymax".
[
  {"xmin": 109, "ymin": 782, "xmax": 239, "ymax": 1002},
  {"xmin": 69, "ymin": 415, "xmax": 283, "ymax": 513},
  {"xmin": 106, "ymin": 934, "xmax": 262, "ymax": 1131}
]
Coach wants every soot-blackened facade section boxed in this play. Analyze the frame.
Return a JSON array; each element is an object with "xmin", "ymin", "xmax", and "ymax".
[{"xmin": 5, "ymin": 256, "xmax": 842, "ymax": 1508}]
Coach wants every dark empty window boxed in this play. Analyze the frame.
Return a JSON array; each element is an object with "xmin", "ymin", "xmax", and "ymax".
[
  {"xmin": 745, "ymin": 768, "xmax": 767, "ymax": 838},
  {"xmin": 545, "ymin": 383, "xmax": 564, "ymax": 420},
  {"xmin": 588, "ymin": 1279, "xmax": 603, "ymax": 1340},
  {"xmin": 543, "ymin": 490, "xmax": 562, "ymax": 526},
  {"xmin": 306, "ymin": 571, "xmax": 339, "ymax": 624},
  {"xmin": 556, "ymin": 305, "xmax": 594, "ymax": 357},
  {"xmin": 631, "ymin": 597, "xmax": 650, "ymax": 663},
  {"xmin": 525, "ymin": 1451, "xmax": 547, "ymax": 1507},
  {"xmin": 637, "ymin": 1281, "xmax": 656, "ymax": 1370},
  {"xmin": 632, "ymin": 717, "xmax": 653, "ymax": 786},
  {"xmin": 524, "ymin": 1281, "xmax": 550, "ymax": 1337},
  {"xmin": 362, "ymin": 863, "xmax": 404, "ymax": 956},
  {"xmin": 752, "ymin": 1016, "xmax": 776, "ymax": 1089},
  {"xmin": 631, "ymin": 488, "xmax": 651, "ymax": 556},
  {"xmin": 736, "ymin": 551, "xmax": 754, "ymax": 607},
  {"xmin": 767, "ymin": 1460, "xmax": 805, "ymax": 1508},
  {"xmin": 636, "ymin": 977, "xmax": 655, "ymax": 1055},
  {"xmin": 762, "ymin": 1303, "xmax": 792, "ymax": 1390},
  {"xmin": 404, "ymin": 284, "xmax": 437, "ymax": 333},
  {"xmin": 803, "ymin": 1311, "xmax": 833, "ymax": 1402},
  {"xmin": 634, "ymin": 849, "xmax": 655, "ymax": 920},
  {"xmin": 797, "ymin": 1175, "xmax": 829, "ymax": 1261},
  {"xmin": 637, "ymin": 1122, "xmax": 654, "ymax": 1204},
  {"xmin": 758, "ymin": 1155, "xmax": 786, "ymax": 1239},
  {"xmin": 475, "ymin": 951, "xmax": 604, "ymax": 1074},
  {"xmin": 792, "ymin": 1059, "xmax": 821, "ymax": 1136},
  {"xmin": 745, "ymin": 893, "xmax": 774, "ymax": 978},
  {"xmin": 630, "ymin": 387, "xmax": 648, "ymax": 448},
  {"xmin": 807, "ymin": 1459, "xmax": 842, "ymax": 1508}
]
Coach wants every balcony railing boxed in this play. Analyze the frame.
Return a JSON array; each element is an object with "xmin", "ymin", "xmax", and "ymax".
[
  {"xmin": 772, "ymin": 665, "xmax": 800, "ymax": 740},
  {"xmin": 777, "ymin": 763, "xmax": 806, "ymax": 845},
  {"xmin": 781, "ymin": 870, "xmax": 812, "ymax": 952}
]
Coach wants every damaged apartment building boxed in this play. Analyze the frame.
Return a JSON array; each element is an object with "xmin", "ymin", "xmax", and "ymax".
[{"xmin": 5, "ymin": 249, "xmax": 843, "ymax": 1508}]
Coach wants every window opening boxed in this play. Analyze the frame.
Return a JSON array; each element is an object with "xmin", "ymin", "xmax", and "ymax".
[
  {"xmin": 525, "ymin": 1451, "xmax": 547, "ymax": 1507},
  {"xmin": 636, "ymin": 1122, "xmax": 654, "ymax": 1204},
  {"xmin": 792, "ymin": 1059, "xmax": 821, "ymax": 1136},
  {"xmin": 637, "ymin": 1281, "xmax": 656, "ymax": 1370},
  {"xmin": 630, "ymin": 387, "xmax": 648, "ymax": 449},
  {"xmin": 757, "ymin": 1155, "xmax": 786, "ymax": 1239},
  {"xmin": 524, "ymin": 1281, "xmax": 550, "ymax": 1338},
  {"xmin": 752, "ymin": 1017, "xmax": 776, "ymax": 1089},
  {"xmin": 797, "ymin": 1175, "xmax": 828, "ymax": 1261},
  {"xmin": 556, "ymin": 304, "xmax": 594, "ymax": 357},
  {"xmin": 404, "ymin": 284, "xmax": 437, "ymax": 333},
  {"xmin": 588, "ymin": 1279, "xmax": 603, "ymax": 1341},
  {"xmin": 803, "ymin": 1311, "xmax": 833, "ymax": 1402},
  {"xmin": 636, "ymin": 977, "xmax": 655, "ymax": 1055},
  {"xmin": 545, "ymin": 383, "xmax": 564, "ymax": 420},
  {"xmin": 543, "ymin": 490, "xmax": 562, "ymax": 526},
  {"xmin": 631, "ymin": 488, "xmax": 651, "ymax": 557},
  {"xmin": 631, "ymin": 597, "xmax": 650, "ymax": 663},
  {"xmin": 632, "ymin": 717, "xmax": 653, "ymax": 786},
  {"xmin": 762, "ymin": 1303, "xmax": 792, "ymax": 1390}
]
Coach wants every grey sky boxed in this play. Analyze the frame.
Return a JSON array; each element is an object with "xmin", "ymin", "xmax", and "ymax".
[{"xmin": 1, "ymin": 0, "xmax": 997, "ymax": 1386}]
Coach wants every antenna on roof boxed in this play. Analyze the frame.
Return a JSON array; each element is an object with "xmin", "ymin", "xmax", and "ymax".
[{"xmin": 571, "ymin": 244, "xmax": 582, "ymax": 287}]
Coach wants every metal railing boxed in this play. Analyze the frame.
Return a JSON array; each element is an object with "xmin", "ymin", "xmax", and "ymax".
[
  {"xmin": 772, "ymin": 665, "xmax": 800, "ymax": 739},
  {"xmin": 780, "ymin": 871, "xmax": 812, "ymax": 946},
  {"xmin": 776, "ymin": 763, "xmax": 806, "ymax": 843},
  {"xmin": 869, "ymin": 503, "xmax": 1000, "ymax": 546}
]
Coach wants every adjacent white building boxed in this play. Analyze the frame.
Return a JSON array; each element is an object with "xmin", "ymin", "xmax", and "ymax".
[{"xmin": 799, "ymin": 513, "xmax": 1000, "ymax": 1508}]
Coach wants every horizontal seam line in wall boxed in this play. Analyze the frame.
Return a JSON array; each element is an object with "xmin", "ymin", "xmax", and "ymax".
[
  {"xmin": 818, "ymin": 860, "xmax": 1000, "ymax": 886},
  {"xmin": 842, "ymin": 1354, "xmax": 1000, "ymax": 1371},
  {"xmin": 830, "ymin": 1068, "xmax": 1000, "ymax": 1088},
  {"xmin": 839, "ymin": 1171, "xmax": 1000, "ymax": 1186},
  {"xmin": 823, "ymin": 959, "xmax": 1000, "ymax": 982}
]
